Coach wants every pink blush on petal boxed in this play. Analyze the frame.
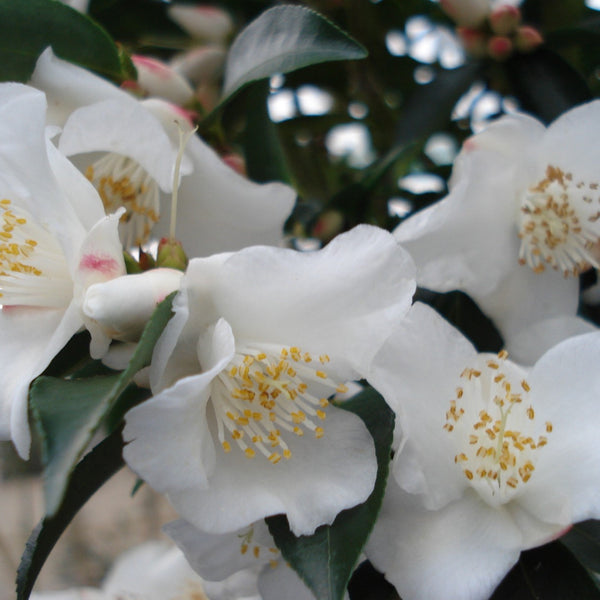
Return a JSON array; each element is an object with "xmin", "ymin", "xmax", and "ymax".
[{"xmin": 79, "ymin": 254, "xmax": 121, "ymax": 277}]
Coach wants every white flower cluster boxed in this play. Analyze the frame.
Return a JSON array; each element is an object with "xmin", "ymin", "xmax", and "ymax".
[{"xmin": 4, "ymin": 44, "xmax": 600, "ymax": 600}]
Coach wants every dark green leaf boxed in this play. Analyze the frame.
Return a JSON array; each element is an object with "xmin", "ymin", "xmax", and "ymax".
[
  {"xmin": 0, "ymin": 0, "xmax": 132, "ymax": 83},
  {"xmin": 394, "ymin": 63, "xmax": 481, "ymax": 147},
  {"xmin": 241, "ymin": 81, "xmax": 291, "ymax": 184},
  {"xmin": 506, "ymin": 47, "xmax": 592, "ymax": 124},
  {"xmin": 491, "ymin": 541, "xmax": 600, "ymax": 600},
  {"xmin": 267, "ymin": 388, "xmax": 394, "ymax": 600},
  {"xmin": 222, "ymin": 5, "xmax": 367, "ymax": 102},
  {"xmin": 30, "ymin": 292, "xmax": 175, "ymax": 517},
  {"xmin": 348, "ymin": 561, "xmax": 400, "ymax": 600},
  {"xmin": 16, "ymin": 430, "xmax": 124, "ymax": 600},
  {"xmin": 561, "ymin": 520, "xmax": 600, "ymax": 573},
  {"xmin": 31, "ymin": 374, "xmax": 122, "ymax": 516}
]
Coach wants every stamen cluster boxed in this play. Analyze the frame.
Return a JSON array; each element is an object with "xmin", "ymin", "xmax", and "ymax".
[
  {"xmin": 86, "ymin": 154, "xmax": 160, "ymax": 248},
  {"xmin": 444, "ymin": 350, "xmax": 552, "ymax": 504},
  {"xmin": 518, "ymin": 165, "xmax": 600, "ymax": 276},
  {"xmin": 212, "ymin": 346, "xmax": 348, "ymax": 464}
]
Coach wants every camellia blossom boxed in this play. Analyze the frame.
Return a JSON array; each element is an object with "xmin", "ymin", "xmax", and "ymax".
[
  {"xmin": 29, "ymin": 48, "xmax": 296, "ymax": 256},
  {"xmin": 366, "ymin": 302, "xmax": 600, "ymax": 600},
  {"xmin": 395, "ymin": 101, "xmax": 600, "ymax": 351},
  {"xmin": 166, "ymin": 518, "xmax": 320, "ymax": 600},
  {"xmin": 31, "ymin": 541, "xmax": 259, "ymax": 600},
  {"xmin": 0, "ymin": 83, "xmax": 125, "ymax": 458},
  {"xmin": 123, "ymin": 225, "xmax": 416, "ymax": 536}
]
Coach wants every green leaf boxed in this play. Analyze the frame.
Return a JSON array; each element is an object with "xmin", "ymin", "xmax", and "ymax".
[
  {"xmin": 561, "ymin": 520, "xmax": 600, "ymax": 573},
  {"xmin": 241, "ymin": 81, "xmax": 291, "ymax": 184},
  {"xmin": 30, "ymin": 292, "xmax": 175, "ymax": 517},
  {"xmin": 506, "ymin": 47, "xmax": 592, "ymax": 124},
  {"xmin": 0, "ymin": 0, "xmax": 132, "ymax": 83},
  {"xmin": 222, "ymin": 5, "xmax": 367, "ymax": 102},
  {"xmin": 16, "ymin": 430, "xmax": 124, "ymax": 600},
  {"xmin": 267, "ymin": 387, "xmax": 394, "ymax": 600},
  {"xmin": 490, "ymin": 541, "xmax": 600, "ymax": 599}
]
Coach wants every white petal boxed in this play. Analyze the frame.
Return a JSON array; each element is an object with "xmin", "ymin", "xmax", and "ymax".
[
  {"xmin": 473, "ymin": 261, "xmax": 580, "ymax": 348},
  {"xmin": 150, "ymin": 132, "xmax": 296, "ymax": 256},
  {"xmin": 540, "ymin": 100, "xmax": 600, "ymax": 180},
  {"xmin": 182, "ymin": 225, "xmax": 415, "ymax": 373},
  {"xmin": 366, "ymin": 481, "xmax": 522, "ymax": 600},
  {"xmin": 0, "ymin": 302, "xmax": 82, "ymax": 458},
  {"xmin": 165, "ymin": 519, "xmax": 266, "ymax": 582},
  {"xmin": 504, "ymin": 314, "xmax": 597, "ymax": 365},
  {"xmin": 59, "ymin": 98, "xmax": 180, "ymax": 192},
  {"xmin": 370, "ymin": 303, "xmax": 475, "ymax": 509},
  {"xmin": 395, "ymin": 147, "xmax": 519, "ymax": 296},
  {"xmin": 163, "ymin": 402, "xmax": 376, "ymax": 536},
  {"xmin": 517, "ymin": 332, "xmax": 600, "ymax": 525},
  {"xmin": 123, "ymin": 320, "xmax": 235, "ymax": 493},
  {"xmin": 29, "ymin": 48, "xmax": 128, "ymax": 127},
  {"xmin": 102, "ymin": 542, "xmax": 206, "ymax": 600},
  {"xmin": 258, "ymin": 561, "xmax": 317, "ymax": 600}
]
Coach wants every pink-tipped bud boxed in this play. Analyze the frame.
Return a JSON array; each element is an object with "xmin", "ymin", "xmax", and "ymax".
[
  {"xmin": 440, "ymin": 0, "xmax": 490, "ymax": 28},
  {"xmin": 132, "ymin": 55, "xmax": 195, "ymax": 105},
  {"xmin": 157, "ymin": 237, "xmax": 189, "ymax": 271},
  {"xmin": 168, "ymin": 4, "xmax": 234, "ymax": 44},
  {"xmin": 457, "ymin": 27, "xmax": 488, "ymax": 58},
  {"xmin": 488, "ymin": 35, "xmax": 514, "ymax": 61},
  {"xmin": 489, "ymin": 5, "xmax": 521, "ymax": 36},
  {"xmin": 514, "ymin": 25, "xmax": 544, "ymax": 53}
]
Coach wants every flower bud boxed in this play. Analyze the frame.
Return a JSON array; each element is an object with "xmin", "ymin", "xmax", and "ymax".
[
  {"xmin": 313, "ymin": 210, "xmax": 345, "ymax": 243},
  {"xmin": 83, "ymin": 268, "xmax": 183, "ymax": 342},
  {"xmin": 487, "ymin": 35, "xmax": 513, "ymax": 60},
  {"xmin": 514, "ymin": 25, "xmax": 544, "ymax": 53},
  {"xmin": 489, "ymin": 5, "xmax": 521, "ymax": 36},
  {"xmin": 440, "ymin": 0, "xmax": 490, "ymax": 28},
  {"xmin": 131, "ymin": 55, "xmax": 195, "ymax": 106},
  {"xmin": 157, "ymin": 237, "xmax": 189, "ymax": 271},
  {"xmin": 457, "ymin": 27, "xmax": 488, "ymax": 58},
  {"xmin": 221, "ymin": 153, "xmax": 247, "ymax": 176},
  {"xmin": 168, "ymin": 4, "xmax": 234, "ymax": 44}
]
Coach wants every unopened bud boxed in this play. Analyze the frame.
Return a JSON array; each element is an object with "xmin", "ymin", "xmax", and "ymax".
[
  {"xmin": 488, "ymin": 35, "xmax": 513, "ymax": 61},
  {"xmin": 489, "ymin": 5, "xmax": 521, "ymax": 36},
  {"xmin": 514, "ymin": 26, "xmax": 544, "ymax": 53},
  {"xmin": 157, "ymin": 237, "xmax": 189, "ymax": 271},
  {"xmin": 83, "ymin": 268, "xmax": 184, "ymax": 343},
  {"xmin": 457, "ymin": 27, "xmax": 488, "ymax": 58},
  {"xmin": 138, "ymin": 248, "xmax": 156, "ymax": 271},
  {"xmin": 132, "ymin": 55, "xmax": 195, "ymax": 105},
  {"xmin": 168, "ymin": 4, "xmax": 234, "ymax": 44},
  {"xmin": 440, "ymin": 0, "xmax": 490, "ymax": 28}
]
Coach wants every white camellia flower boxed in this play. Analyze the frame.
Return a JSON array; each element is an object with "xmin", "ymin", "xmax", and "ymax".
[
  {"xmin": 123, "ymin": 225, "xmax": 416, "ymax": 536},
  {"xmin": 166, "ymin": 519, "xmax": 318, "ymax": 600},
  {"xmin": 29, "ymin": 48, "xmax": 296, "ymax": 255},
  {"xmin": 31, "ymin": 541, "xmax": 259, "ymax": 600},
  {"xmin": 0, "ymin": 83, "xmax": 125, "ymax": 459},
  {"xmin": 395, "ymin": 101, "xmax": 600, "ymax": 356},
  {"xmin": 366, "ymin": 302, "xmax": 600, "ymax": 600}
]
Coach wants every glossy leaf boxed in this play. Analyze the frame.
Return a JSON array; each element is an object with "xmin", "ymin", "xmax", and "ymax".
[
  {"xmin": 561, "ymin": 520, "xmax": 600, "ymax": 573},
  {"xmin": 30, "ymin": 293, "xmax": 175, "ymax": 517},
  {"xmin": 16, "ymin": 430, "xmax": 125, "ymax": 600},
  {"xmin": 267, "ymin": 388, "xmax": 394, "ymax": 600},
  {"xmin": 222, "ymin": 5, "xmax": 367, "ymax": 101},
  {"xmin": 490, "ymin": 541, "xmax": 600, "ymax": 599},
  {"xmin": 506, "ymin": 47, "xmax": 592, "ymax": 124},
  {"xmin": 0, "ymin": 0, "xmax": 133, "ymax": 83}
]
